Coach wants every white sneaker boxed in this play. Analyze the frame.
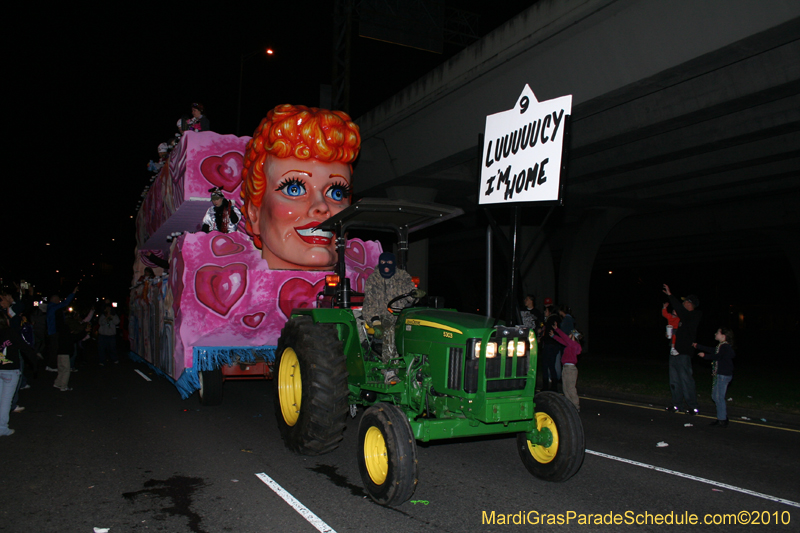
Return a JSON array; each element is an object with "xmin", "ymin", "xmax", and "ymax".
[
  {"xmin": 13, "ymin": 406, "xmax": 25, "ymax": 413},
  {"xmin": 46, "ymin": 366, "xmax": 58, "ymax": 372}
]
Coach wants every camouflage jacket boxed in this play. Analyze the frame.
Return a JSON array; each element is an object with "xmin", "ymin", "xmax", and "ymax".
[{"xmin": 361, "ymin": 268, "xmax": 417, "ymax": 322}]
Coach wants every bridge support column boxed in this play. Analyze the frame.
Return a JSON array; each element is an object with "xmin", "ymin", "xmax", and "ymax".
[
  {"xmin": 776, "ymin": 225, "xmax": 800, "ymax": 299},
  {"xmin": 557, "ymin": 208, "xmax": 631, "ymax": 350}
]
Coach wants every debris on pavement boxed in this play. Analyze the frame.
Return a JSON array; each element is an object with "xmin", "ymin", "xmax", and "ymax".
[
  {"xmin": 134, "ymin": 369, "xmax": 152, "ymax": 381},
  {"xmin": 656, "ymin": 441, "xmax": 669, "ymax": 447}
]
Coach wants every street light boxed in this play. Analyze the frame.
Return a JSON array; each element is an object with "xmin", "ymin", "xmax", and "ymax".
[{"xmin": 236, "ymin": 47, "xmax": 274, "ymax": 136}]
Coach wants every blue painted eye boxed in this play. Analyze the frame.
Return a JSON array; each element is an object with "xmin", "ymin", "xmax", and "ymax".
[
  {"xmin": 277, "ymin": 179, "xmax": 306, "ymax": 197},
  {"xmin": 327, "ymin": 183, "xmax": 351, "ymax": 202}
]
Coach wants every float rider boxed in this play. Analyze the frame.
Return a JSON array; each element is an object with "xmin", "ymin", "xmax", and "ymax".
[{"xmin": 202, "ymin": 187, "xmax": 242, "ymax": 234}]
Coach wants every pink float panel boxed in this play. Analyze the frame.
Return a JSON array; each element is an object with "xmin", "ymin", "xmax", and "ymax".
[
  {"xmin": 168, "ymin": 231, "xmax": 381, "ymax": 380},
  {"xmin": 136, "ymin": 131, "xmax": 250, "ymax": 254}
]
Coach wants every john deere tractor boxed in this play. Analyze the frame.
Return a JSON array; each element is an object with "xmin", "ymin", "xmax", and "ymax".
[{"xmin": 274, "ymin": 198, "xmax": 584, "ymax": 506}]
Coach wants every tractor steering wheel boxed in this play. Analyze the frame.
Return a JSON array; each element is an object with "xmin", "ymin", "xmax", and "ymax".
[{"xmin": 387, "ymin": 290, "xmax": 420, "ymax": 314}]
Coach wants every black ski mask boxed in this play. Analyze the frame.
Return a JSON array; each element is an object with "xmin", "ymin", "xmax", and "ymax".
[{"xmin": 378, "ymin": 252, "xmax": 396, "ymax": 279}]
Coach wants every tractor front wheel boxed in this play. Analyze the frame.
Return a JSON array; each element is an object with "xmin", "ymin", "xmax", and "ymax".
[
  {"xmin": 518, "ymin": 391, "xmax": 584, "ymax": 481},
  {"xmin": 274, "ymin": 316, "xmax": 349, "ymax": 455},
  {"xmin": 357, "ymin": 403, "xmax": 418, "ymax": 506}
]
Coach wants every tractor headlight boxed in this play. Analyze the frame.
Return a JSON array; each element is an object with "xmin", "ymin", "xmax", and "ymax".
[
  {"xmin": 473, "ymin": 341, "xmax": 498, "ymax": 358},
  {"xmin": 505, "ymin": 340, "xmax": 527, "ymax": 357},
  {"xmin": 485, "ymin": 341, "xmax": 497, "ymax": 358},
  {"xmin": 528, "ymin": 329, "xmax": 536, "ymax": 351}
]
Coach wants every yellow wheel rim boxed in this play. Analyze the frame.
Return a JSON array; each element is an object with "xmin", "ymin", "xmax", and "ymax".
[
  {"xmin": 527, "ymin": 412, "xmax": 559, "ymax": 464},
  {"xmin": 364, "ymin": 426, "xmax": 388, "ymax": 485},
  {"xmin": 278, "ymin": 348, "xmax": 302, "ymax": 426}
]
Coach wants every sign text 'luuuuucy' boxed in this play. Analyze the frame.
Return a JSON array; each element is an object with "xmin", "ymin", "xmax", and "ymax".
[{"xmin": 479, "ymin": 85, "xmax": 571, "ymax": 205}]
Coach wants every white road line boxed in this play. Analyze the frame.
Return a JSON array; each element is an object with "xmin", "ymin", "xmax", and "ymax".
[
  {"xmin": 256, "ymin": 473, "xmax": 337, "ymax": 533},
  {"xmin": 586, "ymin": 449, "xmax": 800, "ymax": 508},
  {"xmin": 134, "ymin": 369, "xmax": 152, "ymax": 381}
]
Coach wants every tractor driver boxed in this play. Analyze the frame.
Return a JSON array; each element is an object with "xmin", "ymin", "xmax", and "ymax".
[{"xmin": 361, "ymin": 252, "xmax": 418, "ymax": 379}]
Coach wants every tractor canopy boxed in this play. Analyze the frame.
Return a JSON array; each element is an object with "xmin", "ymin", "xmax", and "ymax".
[{"xmin": 314, "ymin": 198, "xmax": 463, "ymax": 307}]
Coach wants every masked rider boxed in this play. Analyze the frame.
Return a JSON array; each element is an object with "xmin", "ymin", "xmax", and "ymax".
[{"xmin": 361, "ymin": 252, "xmax": 418, "ymax": 372}]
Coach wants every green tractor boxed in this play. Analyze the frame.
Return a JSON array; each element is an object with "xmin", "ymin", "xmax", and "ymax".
[{"xmin": 274, "ymin": 199, "xmax": 584, "ymax": 506}]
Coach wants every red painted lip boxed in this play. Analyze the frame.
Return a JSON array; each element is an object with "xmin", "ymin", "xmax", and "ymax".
[{"xmin": 294, "ymin": 222, "xmax": 334, "ymax": 246}]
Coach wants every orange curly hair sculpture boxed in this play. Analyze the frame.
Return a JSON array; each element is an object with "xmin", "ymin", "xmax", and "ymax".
[{"xmin": 241, "ymin": 104, "xmax": 361, "ymax": 249}]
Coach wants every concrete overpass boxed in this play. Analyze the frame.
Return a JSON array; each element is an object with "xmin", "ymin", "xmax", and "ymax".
[{"xmin": 351, "ymin": 0, "xmax": 800, "ymax": 339}]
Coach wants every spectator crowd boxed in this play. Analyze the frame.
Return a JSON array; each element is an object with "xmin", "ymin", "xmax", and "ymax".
[{"xmin": 0, "ymin": 278, "xmax": 123, "ymax": 437}]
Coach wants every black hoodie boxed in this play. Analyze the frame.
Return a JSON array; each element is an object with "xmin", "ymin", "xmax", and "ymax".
[{"xmin": 668, "ymin": 294, "xmax": 702, "ymax": 355}]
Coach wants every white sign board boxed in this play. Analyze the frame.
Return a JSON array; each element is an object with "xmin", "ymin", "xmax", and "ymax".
[{"xmin": 479, "ymin": 85, "xmax": 572, "ymax": 205}]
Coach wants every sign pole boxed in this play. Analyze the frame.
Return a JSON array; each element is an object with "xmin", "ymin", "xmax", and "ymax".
[{"xmin": 509, "ymin": 205, "xmax": 521, "ymax": 325}]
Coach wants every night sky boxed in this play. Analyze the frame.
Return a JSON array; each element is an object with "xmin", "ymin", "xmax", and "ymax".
[{"xmin": 6, "ymin": 1, "xmax": 534, "ymax": 301}]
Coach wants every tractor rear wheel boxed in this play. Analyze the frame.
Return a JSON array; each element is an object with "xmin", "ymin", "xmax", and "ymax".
[
  {"xmin": 274, "ymin": 316, "xmax": 349, "ymax": 455},
  {"xmin": 198, "ymin": 367, "xmax": 223, "ymax": 406},
  {"xmin": 357, "ymin": 403, "xmax": 418, "ymax": 506},
  {"xmin": 517, "ymin": 391, "xmax": 584, "ymax": 481}
]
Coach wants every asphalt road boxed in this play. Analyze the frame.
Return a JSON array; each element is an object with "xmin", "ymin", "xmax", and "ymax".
[{"xmin": 3, "ymin": 358, "xmax": 798, "ymax": 533}]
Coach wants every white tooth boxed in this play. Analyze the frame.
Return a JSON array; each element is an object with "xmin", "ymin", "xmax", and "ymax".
[{"xmin": 297, "ymin": 228, "xmax": 333, "ymax": 238}]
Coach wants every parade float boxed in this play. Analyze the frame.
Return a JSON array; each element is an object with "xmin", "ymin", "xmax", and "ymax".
[{"xmin": 129, "ymin": 105, "xmax": 381, "ymax": 404}]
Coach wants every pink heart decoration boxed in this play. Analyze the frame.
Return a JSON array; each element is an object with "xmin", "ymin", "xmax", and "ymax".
[
  {"xmin": 195, "ymin": 263, "xmax": 248, "ymax": 316},
  {"xmin": 242, "ymin": 312, "xmax": 265, "ymax": 328},
  {"xmin": 278, "ymin": 278, "xmax": 325, "ymax": 319},
  {"xmin": 200, "ymin": 152, "xmax": 244, "ymax": 192},
  {"xmin": 211, "ymin": 235, "xmax": 245, "ymax": 257},
  {"xmin": 171, "ymin": 252, "xmax": 186, "ymax": 315},
  {"xmin": 345, "ymin": 240, "xmax": 366, "ymax": 266}
]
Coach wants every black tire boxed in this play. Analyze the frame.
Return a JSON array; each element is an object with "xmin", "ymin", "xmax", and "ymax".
[
  {"xmin": 517, "ymin": 391, "xmax": 584, "ymax": 481},
  {"xmin": 274, "ymin": 316, "xmax": 349, "ymax": 455},
  {"xmin": 357, "ymin": 403, "xmax": 418, "ymax": 506},
  {"xmin": 198, "ymin": 367, "xmax": 223, "ymax": 406}
]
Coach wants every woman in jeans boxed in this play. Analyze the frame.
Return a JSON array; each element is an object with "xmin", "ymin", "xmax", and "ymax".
[
  {"xmin": 0, "ymin": 313, "xmax": 41, "ymax": 436},
  {"xmin": 694, "ymin": 327, "xmax": 736, "ymax": 428}
]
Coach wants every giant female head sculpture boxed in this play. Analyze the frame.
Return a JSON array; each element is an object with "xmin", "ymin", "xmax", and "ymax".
[{"xmin": 241, "ymin": 104, "xmax": 361, "ymax": 270}]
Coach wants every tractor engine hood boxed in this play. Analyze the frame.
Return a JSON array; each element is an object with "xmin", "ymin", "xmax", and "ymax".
[{"xmin": 400, "ymin": 308, "xmax": 501, "ymax": 342}]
